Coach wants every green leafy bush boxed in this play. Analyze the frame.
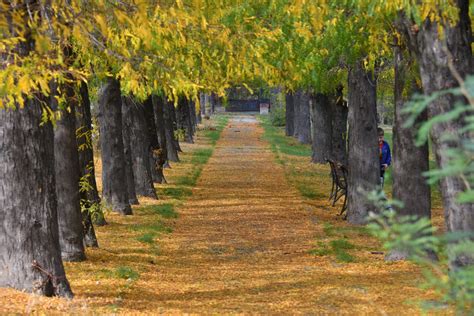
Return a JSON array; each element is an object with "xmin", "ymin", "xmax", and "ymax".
[{"xmin": 269, "ymin": 106, "xmax": 286, "ymax": 126}]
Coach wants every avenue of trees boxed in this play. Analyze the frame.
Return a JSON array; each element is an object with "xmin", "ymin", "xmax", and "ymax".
[{"xmin": 0, "ymin": 0, "xmax": 472, "ymax": 300}]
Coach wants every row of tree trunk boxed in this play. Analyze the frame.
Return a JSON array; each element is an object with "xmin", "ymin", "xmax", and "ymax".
[
  {"xmin": 284, "ymin": 1, "xmax": 472, "ymax": 266},
  {"xmin": 0, "ymin": 70, "xmax": 202, "ymax": 297},
  {"xmin": 285, "ymin": 89, "xmax": 348, "ymax": 164}
]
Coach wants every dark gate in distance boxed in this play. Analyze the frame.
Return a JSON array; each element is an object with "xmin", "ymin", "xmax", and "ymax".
[{"xmin": 226, "ymin": 99, "xmax": 270, "ymax": 112}]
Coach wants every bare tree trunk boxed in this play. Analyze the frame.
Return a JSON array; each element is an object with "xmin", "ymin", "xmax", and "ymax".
[
  {"xmin": 51, "ymin": 82, "xmax": 86, "ymax": 262},
  {"xmin": 311, "ymin": 93, "xmax": 333, "ymax": 163},
  {"xmin": 143, "ymin": 97, "xmax": 165, "ymax": 183},
  {"xmin": 152, "ymin": 95, "xmax": 169, "ymax": 177},
  {"xmin": 77, "ymin": 81, "xmax": 106, "ymax": 228},
  {"xmin": 331, "ymin": 86, "xmax": 348, "ymax": 164},
  {"xmin": 177, "ymin": 97, "xmax": 194, "ymax": 143},
  {"xmin": 163, "ymin": 100, "xmax": 180, "ymax": 162},
  {"xmin": 98, "ymin": 78, "xmax": 133, "ymax": 214},
  {"xmin": 387, "ymin": 43, "xmax": 431, "ymax": 261},
  {"xmin": 285, "ymin": 92, "xmax": 295, "ymax": 136},
  {"xmin": 0, "ymin": 100, "xmax": 73, "ymax": 297},
  {"xmin": 169, "ymin": 102, "xmax": 183, "ymax": 152},
  {"xmin": 346, "ymin": 62, "xmax": 380, "ymax": 224},
  {"xmin": 293, "ymin": 91, "xmax": 301, "ymax": 138},
  {"xmin": 123, "ymin": 97, "xmax": 158, "ymax": 199},
  {"xmin": 121, "ymin": 98, "xmax": 139, "ymax": 205}
]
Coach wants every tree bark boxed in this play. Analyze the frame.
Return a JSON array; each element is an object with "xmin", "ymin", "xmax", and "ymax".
[
  {"xmin": 121, "ymin": 98, "xmax": 139, "ymax": 205},
  {"xmin": 169, "ymin": 102, "xmax": 183, "ymax": 152},
  {"xmin": 51, "ymin": 82, "xmax": 86, "ymax": 262},
  {"xmin": 98, "ymin": 78, "xmax": 133, "ymax": 214},
  {"xmin": 163, "ymin": 99, "xmax": 180, "ymax": 162},
  {"xmin": 386, "ymin": 44, "xmax": 431, "ymax": 262},
  {"xmin": 152, "ymin": 95, "xmax": 170, "ymax": 177},
  {"xmin": 0, "ymin": 100, "xmax": 73, "ymax": 297},
  {"xmin": 285, "ymin": 92, "xmax": 295, "ymax": 136},
  {"xmin": 176, "ymin": 97, "xmax": 194, "ymax": 143},
  {"xmin": 123, "ymin": 97, "xmax": 158, "ymax": 199},
  {"xmin": 76, "ymin": 81, "xmax": 105, "ymax": 237},
  {"xmin": 346, "ymin": 62, "xmax": 380, "ymax": 224},
  {"xmin": 293, "ymin": 91, "xmax": 301, "ymax": 138},
  {"xmin": 331, "ymin": 86, "xmax": 348, "ymax": 164},
  {"xmin": 189, "ymin": 99, "xmax": 197, "ymax": 135},
  {"xmin": 311, "ymin": 93, "xmax": 333, "ymax": 163},
  {"xmin": 143, "ymin": 97, "xmax": 165, "ymax": 183},
  {"xmin": 298, "ymin": 91, "xmax": 312, "ymax": 144},
  {"xmin": 400, "ymin": 1, "xmax": 474, "ymax": 267}
]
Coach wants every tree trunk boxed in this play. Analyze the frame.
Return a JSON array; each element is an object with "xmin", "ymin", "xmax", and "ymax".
[
  {"xmin": 76, "ymin": 81, "xmax": 105, "ymax": 233},
  {"xmin": 98, "ymin": 78, "xmax": 133, "ymax": 214},
  {"xmin": 285, "ymin": 92, "xmax": 295, "ymax": 136},
  {"xmin": 189, "ymin": 99, "xmax": 197, "ymax": 135},
  {"xmin": 386, "ymin": 44, "xmax": 431, "ymax": 261},
  {"xmin": 52, "ymin": 83, "xmax": 86, "ymax": 262},
  {"xmin": 346, "ymin": 62, "xmax": 380, "ymax": 224},
  {"xmin": 121, "ymin": 98, "xmax": 139, "ymax": 205},
  {"xmin": 163, "ymin": 99, "xmax": 180, "ymax": 162},
  {"xmin": 152, "ymin": 95, "xmax": 170, "ymax": 177},
  {"xmin": 123, "ymin": 97, "xmax": 158, "ymax": 199},
  {"xmin": 331, "ymin": 86, "xmax": 348, "ymax": 164},
  {"xmin": 0, "ymin": 101, "xmax": 73, "ymax": 297},
  {"xmin": 197, "ymin": 94, "xmax": 203, "ymax": 124},
  {"xmin": 143, "ymin": 97, "xmax": 165, "ymax": 183},
  {"xmin": 169, "ymin": 102, "xmax": 183, "ymax": 152},
  {"xmin": 176, "ymin": 97, "xmax": 194, "ymax": 144},
  {"xmin": 311, "ymin": 93, "xmax": 333, "ymax": 163},
  {"xmin": 400, "ymin": 1, "xmax": 473, "ymax": 267},
  {"xmin": 296, "ymin": 91, "xmax": 312, "ymax": 144},
  {"xmin": 293, "ymin": 91, "xmax": 301, "ymax": 138}
]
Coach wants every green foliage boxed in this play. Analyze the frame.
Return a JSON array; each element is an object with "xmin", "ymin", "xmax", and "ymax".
[
  {"xmin": 269, "ymin": 106, "xmax": 286, "ymax": 127},
  {"xmin": 369, "ymin": 204, "xmax": 474, "ymax": 313},
  {"xmin": 115, "ymin": 266, "xmax": 139, "ymax": 281}
]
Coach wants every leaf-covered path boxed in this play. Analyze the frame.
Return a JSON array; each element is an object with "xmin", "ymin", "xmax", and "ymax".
[
  {"xmin": 128, "ymin": 115, "xmax": 429, "ymax": 314},
  {"xmin": 148, "ymin": 115, "xmax": 318, "ymax": 313}
]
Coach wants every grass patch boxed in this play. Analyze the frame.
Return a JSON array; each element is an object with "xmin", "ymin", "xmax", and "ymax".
[
  {"xmin": 330, "ymin": 238, "xmax": 356, "ymax": 250},
  {"xmin": 309, "ymin": 238, "xmax": 357, "ymax": 262},
  {"xmin": 176, "ymin": 168, "xmax": 201, "ymax": 186},
  {"xmin": 137, "ymin": 233, "xmax": 156, "ymax": 244},
  {"xmin": 153, "ymin": 203, "xmax": 178, "ymax": 218},
  {"xmin": 115, "ymin": 266, "xmax": 139, "ymax": 280},
  {"xmin": 309, "ymin": 242, "xmax": 332, "ymax": 256},
  {"xmin": 131, "ymin": 221, "xmax": 172, "ymax": 234},
  {"xmin": 323, "ymin": 223, "xmax": 335, "ymax": 236},
  {"xmin": 137, "ymin": 203, "xmax": 180, "ymax": 217},
  {"xmin": 160, "ymin": 187, "xmax": 192, "ymax": 200},
  {"xmin": 191, "ymin": 148, "xmax": 213, "ymax": 165},
  {"xmin": 335, "ymin": 249, "xmax": 356, "ymax": 263},
  {"xmin": 259, "ymin": 116, "xmax": 312, "ymax": 157}
]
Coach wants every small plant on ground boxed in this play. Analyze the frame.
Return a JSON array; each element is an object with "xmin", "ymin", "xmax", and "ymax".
[
  {"xmin": 137, "ymin": 233, "xmax": 156, "ymax": 244},
  {"xmin": 115, "ymin": 266, "xmax": 139, "ymax": 281}
]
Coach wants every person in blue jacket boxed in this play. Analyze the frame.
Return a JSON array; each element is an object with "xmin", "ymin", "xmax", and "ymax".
[{"xmin": 378, "ymin": 127, "xmax": 391, "ymax": 188}]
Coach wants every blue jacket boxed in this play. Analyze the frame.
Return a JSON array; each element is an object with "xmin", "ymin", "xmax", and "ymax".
[{"xmin": 380, "ymin": 140, "xmax": 391, "ymax": 175}]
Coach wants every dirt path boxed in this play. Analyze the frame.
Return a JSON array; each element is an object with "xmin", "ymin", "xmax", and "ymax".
[{"xmin": 135, "ymin": 115, "xmax": 328, "ymax": 313}]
